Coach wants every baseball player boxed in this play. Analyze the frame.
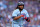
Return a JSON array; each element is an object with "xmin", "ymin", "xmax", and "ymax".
[{"xmin": 12, "ymin": 2, "xmax": 30, "ymax": 27}]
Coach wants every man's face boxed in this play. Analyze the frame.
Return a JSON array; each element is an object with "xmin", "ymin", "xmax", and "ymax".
[{"xmin": 18, "ymin": 5, "xmax": 24, "ymax": 10}]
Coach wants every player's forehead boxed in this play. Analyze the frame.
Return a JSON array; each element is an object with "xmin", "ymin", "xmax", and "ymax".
[{"xmin": 18, "ymin": 5, "xmax": 23, "ymax": 6}]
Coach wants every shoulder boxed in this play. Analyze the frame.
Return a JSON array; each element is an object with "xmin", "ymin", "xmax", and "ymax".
[
  {"xmin": 13, "ymin": 9, "xmax": 19, "ymax": 12},
  {"xmin": 23, "ymin": 9, "xmax": 27, "ymax": 12},
  {"xmin": 14, "ymin": 9, "xmax": 19, "ymax": 11}
]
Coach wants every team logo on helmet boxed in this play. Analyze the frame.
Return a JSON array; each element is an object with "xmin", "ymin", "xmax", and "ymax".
[{"xmin": 18, "ymin": 2, "xmax": 24, "ymax": 6}]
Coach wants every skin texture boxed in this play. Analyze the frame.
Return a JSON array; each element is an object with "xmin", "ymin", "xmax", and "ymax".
[
  {"xmin": 14, "ymin": 15, "xmax": 24, "ymax": 20},
  {"xmin": 18, "ymin": 5, "xmax": 24, "ymax": 10}
]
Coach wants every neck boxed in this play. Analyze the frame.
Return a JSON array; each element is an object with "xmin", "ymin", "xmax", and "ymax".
[{"xmin": 19, "ymin": 9, "xmax": 23, "ymax": 12}]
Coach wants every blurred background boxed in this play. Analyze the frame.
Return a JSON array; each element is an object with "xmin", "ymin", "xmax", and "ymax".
[{"xmin": 0, "ymin": 0, "xmax": 40, "ymax": 27}]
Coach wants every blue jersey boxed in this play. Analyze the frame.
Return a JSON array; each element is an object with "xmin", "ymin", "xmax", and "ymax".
[{"xmin": 12, "ymin": 9, "xmax": 29, "ymax": 25}]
